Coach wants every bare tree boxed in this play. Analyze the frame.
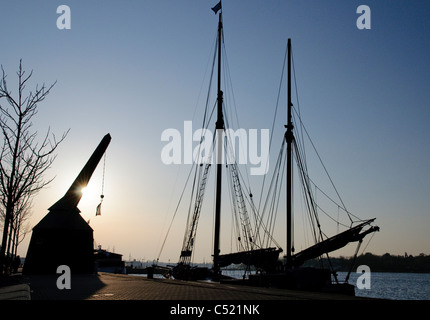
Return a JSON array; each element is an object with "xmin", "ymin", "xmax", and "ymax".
[
  {"xmin": 0, "ymin": 60, "xmax": 69, "ymax": 275},
  {"xmin": 11, "ymin": 194, "xmax": 32, "ymax": 258},
  {"xmin": 0, "ymin": 193, "xmax": 32, "ymax": 269}
]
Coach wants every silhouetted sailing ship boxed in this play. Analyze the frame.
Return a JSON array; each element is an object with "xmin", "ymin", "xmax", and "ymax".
[{"xmin": 159, "ymin": 2, "xmax": 379, "ymax": 295}]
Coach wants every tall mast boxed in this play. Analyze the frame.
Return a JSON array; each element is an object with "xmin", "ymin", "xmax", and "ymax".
[
  {"xmin": 286, "ymin": 38, "xmax": 294, "ymax": 267},
  {"xmin": 213, "ymin": 10, "xmax": 224, "ymax": 278}
]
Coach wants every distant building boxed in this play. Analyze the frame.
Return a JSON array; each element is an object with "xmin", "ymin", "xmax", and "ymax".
[{"xmin": 94, "ymin": 246, "xmax": 125, "ymax": 274}]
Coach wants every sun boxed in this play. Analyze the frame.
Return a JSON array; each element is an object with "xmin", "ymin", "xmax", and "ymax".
[
  {"xmin": 78, "ymin": 182, "xmax": 103, "ymax": 209},
  {"xmin": 80, "ymin": 183, "xmax": 100, "ymax": 200}
]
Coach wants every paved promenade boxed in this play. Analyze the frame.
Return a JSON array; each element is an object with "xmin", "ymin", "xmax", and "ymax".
[
  {"xmin": 1, "ymin": 272, "xmax": 399, "ymax": 319},
  {"xmin": 25, "ymin": 272, "xmax": 365, "ymax": 300}
]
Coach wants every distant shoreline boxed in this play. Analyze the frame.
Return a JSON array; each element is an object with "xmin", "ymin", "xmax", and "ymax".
[
  {"xmin": 301, "ymin": 252, "xmax": 430, "ymax": 274},
  {"xmin": 124, "ymin": 252, "xmax": 430, "ymax": 274}
]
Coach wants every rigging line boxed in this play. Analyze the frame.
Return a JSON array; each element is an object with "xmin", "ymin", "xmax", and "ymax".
[
  {"xmin": 269, "ymin": 148, "xmax": 286, "ymax": 250},
  {"xmin": 193, "ymin": 29, "xmax": 217, "ymax": 139},
  {"xmin": 228, "ymin": 165, "xmax": 248, "ymax": 252},
  {"xmin": 222, "ymin": 125, "xmax": 255, "ymax": 251},
  {"xmin": 291, "ymin": 106, "xmax": 354, "ymax": 224},
  {"xmin": 190, "ymin": 32, "xmax": 216, "ymax": 168},
  {"xmin": 294, "ymin": 135, "xmax": 334, "ymax": 242},
  {"xmin": 292, "ymin": 143, "xmax": 295, "ymax": 253},
  {"xmin": 155, "ymin": 165, "xmax": 181, "ymax": 260},
  {"xmin": 204, "ymin": 101, "xmax": 217, "ymax": 132},
  {"xmin": 337, "ymin": 206, "xmax": 340, "ymax": 234},
  {"xmin": 292, "ymin": 111, "xmax": 308, "ymax": 176},
  {"xmin": 181, "ymin": 133, "xmax": 217, "ymax": 258},
  {"xmin": 314, "ymin": 202, "xmax": 350, "ymax": 229},
  {"xmin": 211, "ymin": 162, "xmax": 217, "ymax": 257},
  {"xmin": 360, "ymin": 231, "xmax": 376, "ymax": 256},
  {"xmin": 190, "ymin": 165, "xmax": 204, "ymax": 231},
  {"xmin": 221, "ymin": 44, "xmax": 254, "ymax": 192},
  {"xmin": 194, "ymin": 101, "xmax": 216, "ymax": 165},
  {"xmin": 255, "ymin": 140, "xmax": 281, "ymax": 243},
  {"xmin": 227, "ymin": 166, "xmax": 241, "ymax": 252},
  {"xmin": 293, "ymin": 135, "xmax": 353, "ymax": 229},
  {"xmin": 205, "ymin": 54, "xmax": 217, "ymax": 123},
  {"xmin": 271, "ymin": 143, "xmax": 286, "ymax": 249},
  {"xmin": 261, "ymin": 170, "xmax": 277, "ymax": 247},
  {"xmin": 101, "ymin": 152, "xmax": 106, "ymax": 196},
  {"xmin": 256, "ymin": 139, "xmax": 284, "ymax": 249},
  {"xmin": 192, "ymin": 31, "xmax": 218, "ymax": 124},
  {"xmin": 183, "ymin": 158, "xmax": 200, "ymax": 248},
  {"xmin": 156, "ymin": 161, "xmax": 198, "ymax": 262},
  {"xmin": 224, "ymin": 149, "xmax": 265, "ymax": 249},
  {"xmin": 299, "ymin": 176, "xmax": 311, "ymax": 250},
  {"xmin": 222, "ymin": 111, "xmax": 254, "ymax": 208},
  {"xmin": 201, "ymin": 48, "xmax": 217, "ymax": 132},
  {"xmin": 266, "ymin": 141, "xmax": 286, "ymax": 245},
  {"xmin": 96, "ymin": 152, "xmax": 106, "ymax": 216},
  {"xmin": 306, "ymin": 174, "xmax": 364, "ymax": 223},
  {"xmin": 258, "ymin": 43, "xmax": 288, "ymax": 214},
  {"xmin": 291, "ymin": 46, "xmax": 308, "ymax": 174},
  {"xmin": 294, "ymin": 140, "xmax": 320, "ymax": 243},
  {"xmin": 248, "ymin": 191, "xmax": 266, "ymax": 248},
  {"xmin": 222, "ymin": 111, "xmax": 251, "ymax": 205}
]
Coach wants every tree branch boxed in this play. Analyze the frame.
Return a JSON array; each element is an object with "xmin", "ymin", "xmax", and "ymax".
[{"xmin": 0, "ymin": 60, "xmax": 69, "ymax": 272}]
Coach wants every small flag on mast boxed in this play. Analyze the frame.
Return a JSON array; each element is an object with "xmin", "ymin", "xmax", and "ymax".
[
  {"xmin": 96, "ymin": 203, "xmax": 102, "ymax": 216},
  {"xmin": 96, "ymin": 194, "xmax": 104, "ymax": 216},
  {"xmin": 211, "ymin": 1, "xmax": 222, "ymax": 14}
]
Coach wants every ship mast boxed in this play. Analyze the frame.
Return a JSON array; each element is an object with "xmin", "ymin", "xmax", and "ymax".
[
  {"xmin": 213, "ymin": 10, "xmax": 224, "ymax": 278},
  {"xmin": 286, "ymin": 38, "xmax": 294, "ymax": 267}
]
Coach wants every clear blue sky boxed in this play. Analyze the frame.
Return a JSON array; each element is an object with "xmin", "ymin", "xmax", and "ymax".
[{"xmin": 1, "ymin": 1, "xmax": 429, "ymax": 263}]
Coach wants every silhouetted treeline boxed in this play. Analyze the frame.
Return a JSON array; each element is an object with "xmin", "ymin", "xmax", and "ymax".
[{"xmin": 303, "ymin": 252, "xmax": 430, "ymax": 273}]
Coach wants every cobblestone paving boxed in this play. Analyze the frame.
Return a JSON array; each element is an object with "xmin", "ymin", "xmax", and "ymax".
[{"xmin": 25, "ymin": 272, "xmax": 363, "ymax": 300}]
